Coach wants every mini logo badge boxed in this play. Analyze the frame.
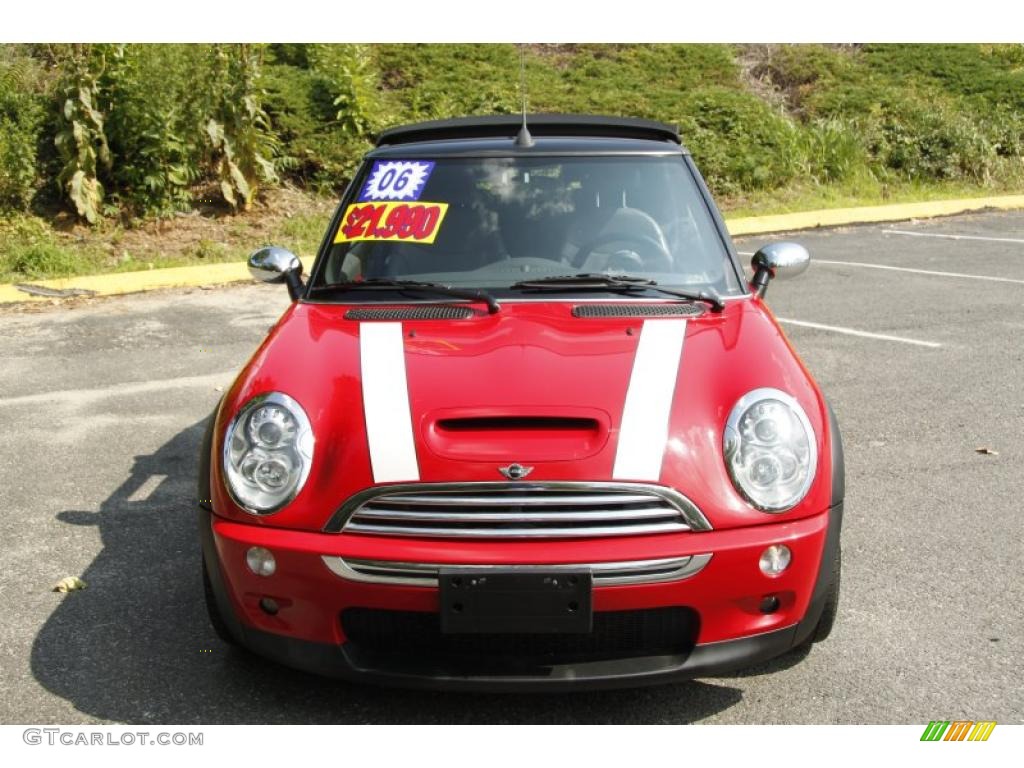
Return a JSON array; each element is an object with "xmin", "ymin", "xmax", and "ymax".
[{"xmin": 498, "ymin": 463, "xmax": 534, "ymax": 480}]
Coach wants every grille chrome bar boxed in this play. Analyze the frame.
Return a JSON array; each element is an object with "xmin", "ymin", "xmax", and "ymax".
[
  {"xmin": 341, "ymin": 521, "xmax": 688, "ymax": 538},
  {"xmin": 323, "ymin": 554, "xmax": 713, "ymax": 587},
  {"xmin": 353, "ymin": 506, "xmax": 682, "ymax": 523},
  {"xmin": 379, "ymin": 493, "xmax": 659, "ymax": 507},
  {"xmin": 325, "ymin": 482, "xmax": 712, "ymax": 538}
]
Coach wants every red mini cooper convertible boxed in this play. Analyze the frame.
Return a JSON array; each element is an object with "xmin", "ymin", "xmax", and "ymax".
[{"xmin": 198, "ymin": 114, "xmax": 843, "ymax": 690}]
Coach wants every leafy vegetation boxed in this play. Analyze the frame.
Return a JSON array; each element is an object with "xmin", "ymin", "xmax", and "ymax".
[{"xmin": 2, "ymin": 43, "xmax": 1024, "ymax": 282}]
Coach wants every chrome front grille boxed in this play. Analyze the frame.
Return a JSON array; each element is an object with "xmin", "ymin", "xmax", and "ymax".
[
  {"xmin": 323, "ymin": 554, "xmax": 713, "ymax": 587},
  {"xmin": 326, "ymin": 482, "xmax": 711, "ymax": 538}
]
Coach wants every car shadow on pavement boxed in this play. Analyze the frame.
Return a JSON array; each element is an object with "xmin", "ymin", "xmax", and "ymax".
[{"xmin": 31, "ymin": 419, "xmax": 744, "ymax": 724}]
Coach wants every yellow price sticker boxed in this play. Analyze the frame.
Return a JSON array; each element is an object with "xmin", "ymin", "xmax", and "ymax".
[{"xmin": 335, "ymin": 201, "xmax": 449, "ymax": 244}]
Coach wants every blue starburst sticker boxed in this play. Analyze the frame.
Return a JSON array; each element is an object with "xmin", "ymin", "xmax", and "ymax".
[{"xmin": 358, "ymin": 160, "xmax": 435, "ymax": 202}]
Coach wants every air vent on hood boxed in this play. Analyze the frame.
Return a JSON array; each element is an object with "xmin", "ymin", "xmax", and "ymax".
[
  {"xmin": 345, "ymin": 306, "xmax": 474, "ymax": 321},
  {"xmin": 572, "ymin": 304, "xmax": 705, "ymax": 318}
]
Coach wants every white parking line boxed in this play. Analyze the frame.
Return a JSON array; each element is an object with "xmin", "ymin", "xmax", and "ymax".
[
  {"xmin": 814, "ymin": 259, "xmax": 1024, "ymax": 285},
  {"xmin": 738, "ymin": 250, "xmax": 1022, "ymax": 284},
  {"xmin": 884, "ymin": 229, "xmax": 1024, "ymax": 244},
  {"xmin": 777, "ymin": 318, "xmax": 942, "ymax": 348},
  {"xmin": 0, "ymin": 371, "xmax": 233, "ymax": 408},
  {"xmin": 126, "ymin": 474, "xmax": 168, "ymax": 503}
]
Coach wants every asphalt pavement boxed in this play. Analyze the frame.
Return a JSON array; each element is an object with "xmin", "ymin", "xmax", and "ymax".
[{"xmin": 1, "ymin": 210, "xmax": 1022, "ymax": 724}]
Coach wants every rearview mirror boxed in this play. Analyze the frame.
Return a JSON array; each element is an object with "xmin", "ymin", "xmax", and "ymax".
[
  {"xmin": 750, "ymin": 242, "xmax": 810, "ymax": 298},
  {"xmin": 248, "ymin": 246, "xmax": 304, "ymax": 301}
]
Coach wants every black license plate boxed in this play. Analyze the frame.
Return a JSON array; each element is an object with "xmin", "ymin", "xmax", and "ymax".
[{"xmin": 439, "ymin": 569, "xmax": 593, "ymax": 634}]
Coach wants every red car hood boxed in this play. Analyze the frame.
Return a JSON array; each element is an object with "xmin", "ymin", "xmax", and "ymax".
[{"xmin": 211, "ymin": 299, "xmax": 834, "ymax": 532}]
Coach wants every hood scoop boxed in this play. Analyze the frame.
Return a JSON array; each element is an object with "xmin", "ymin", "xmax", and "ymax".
[
  {"xmin": 572, "ymin": 303, "xmax": 705, "ymax": 318},
  {"xmin": 345, "ymin": 305, "xmax": 474, "ymax": 321},
  {"xmin": 424, "ymin": 410, "xmax": 610, "ymax": 462}
]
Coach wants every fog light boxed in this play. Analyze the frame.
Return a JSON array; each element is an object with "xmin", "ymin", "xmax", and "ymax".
[
  {"xmin": 759, "ymin": 595, "xmax": 781, "ymax": 614},
  {"xmin": 759, "ymin": 544, "xmax": 791, "ymax": 577},
  {"xmin": 246, "ymin": 546, "xmax": 276, "ymax": 577},
  {"xmin": 259, "ymin": 597, "xmax": 279, "ymax": 615}
]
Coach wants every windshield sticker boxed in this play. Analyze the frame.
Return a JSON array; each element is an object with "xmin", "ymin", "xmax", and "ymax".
[
  {"xmin": 358, "ymin": 160, "xmax": 435, "ymax": 202},
  {"xmin": 335, "ymin": 201, "xmax": 449, "ymax": 244}
]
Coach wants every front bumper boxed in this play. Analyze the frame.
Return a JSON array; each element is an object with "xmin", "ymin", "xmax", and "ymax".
[{"xmin": 199, "ymin": 504, "xmax": 841, "ymax": 690}]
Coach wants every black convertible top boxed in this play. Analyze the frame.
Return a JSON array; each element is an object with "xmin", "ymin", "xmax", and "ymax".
[{"xmin": 376, "ymin": 114, "xmax": 682, "ymax": 147}]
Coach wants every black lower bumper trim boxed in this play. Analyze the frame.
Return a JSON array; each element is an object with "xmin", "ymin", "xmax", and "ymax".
[
  {"xmin": 217, "ymin": 616, "xmax": 798, "ymax": 693},
  {"xmin": 230, "ymin": 621, "xmax": 797, "ymax": 692},
  {"xmin": 197, "ymin": 507, "xmax": 819, "ymax": 691}
]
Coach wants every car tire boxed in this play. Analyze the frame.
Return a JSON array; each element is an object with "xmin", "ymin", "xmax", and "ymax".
[
  {"xmin": 810, "ymin": 546, "xmax": 841, "ymax": 643},
  {"xmin": 202, "ymin": 559, "xmax": 240, "ymax": 648}
]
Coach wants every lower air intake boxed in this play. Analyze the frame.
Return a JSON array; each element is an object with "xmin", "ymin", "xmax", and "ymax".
[{"xmin": 340, "ymin": 607, "xmax": 699, "ymax": 674}]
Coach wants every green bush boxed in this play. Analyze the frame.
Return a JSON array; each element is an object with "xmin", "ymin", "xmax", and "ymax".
[
  {"xmin": 262, "ymin": 50, "xmax": 373, "ymax": 191},
  {"xmin": 0, "ymin": 214, "xmax": 80, "ymax": 279},
  {"xmin": 0, "ymin": 51, "xmax": 45, "ymax": 209},
  {"xmin": 797, "ymin": 118, "xmax": 868, "ymax": 184},
  {"xmin": 678, "ymin": 88, "xmax": 801, "ymax": 194},
  {"xmin": 810, "ymin": 84, "xmax": 997, "ymax": 182},
  {"xmin": 2, "ymin": 43, "xmax": 1024, "ymax": 224},
  {"xmin": 101, "ymin": 45, "xmax": 203, "ymax": 216},
  {"xmin": 199, "ymin": 45, "xmax": 279, "ymax": 210},
  {"xmin": 861, "ymin": 44, "xmax": 1024, "ymax": 112}
]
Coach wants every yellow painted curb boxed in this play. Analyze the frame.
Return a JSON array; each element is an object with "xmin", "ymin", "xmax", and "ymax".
[
  {"xmin": 726, "ymin": 194, "xmax": 1024, "ymax": 236},
  {"xmin": 0, "ymin": 258, "xmax": 311, "ymax": 305},
  {"xmin": 3, "ymin": 194, "xmax": 1024, "ymax": 305}
]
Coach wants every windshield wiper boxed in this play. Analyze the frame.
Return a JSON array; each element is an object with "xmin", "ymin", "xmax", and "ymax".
[
  {"xmin": 310, "ymin": 279, "xmax": 501, "ymax": 314},
  {"xmin": 510, "ymin": 273, "xmax": 724, "ymax": 312}
]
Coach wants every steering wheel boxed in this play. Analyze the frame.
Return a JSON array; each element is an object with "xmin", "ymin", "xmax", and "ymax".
[{"xmin": 573, "ymin": 230, "xmax": 673, "ymax": 273}]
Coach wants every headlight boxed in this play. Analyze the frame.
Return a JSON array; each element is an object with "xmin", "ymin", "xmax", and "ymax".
[
  {"xmin": 723, "ymin": 388, "xmax": 817, "ymax": 512},
  {"xmin": 223, "ymin": 392, "xmax": 314, "ymax": 514}
]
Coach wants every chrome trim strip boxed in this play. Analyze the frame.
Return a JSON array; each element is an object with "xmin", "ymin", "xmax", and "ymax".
[
  {"xmin": 322, "ymin": 554, "xmax": 713, "ymax": 587},
  {"xmin": 342, "ymin": 521, "xmax": 689, "ymax": 538},
  {"xmin": 324, "ymin": 481, "xmax": 713, "ymax": 533},
  {"xmin": 353, "ymin": 506, "xmax": 683, "ymax": 523},
  {"xmin": 373, "ymin": 493, "xmax": 660, "ymax": 507}
]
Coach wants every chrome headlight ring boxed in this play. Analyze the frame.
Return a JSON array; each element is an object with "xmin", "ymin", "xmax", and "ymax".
[
  {"xmin": 723, "ymin": 387, "xmax": 817, "ymax": 513},
  {"xmin": 222, "ymin": 392, "xmax": 314, "ymax": 515}
]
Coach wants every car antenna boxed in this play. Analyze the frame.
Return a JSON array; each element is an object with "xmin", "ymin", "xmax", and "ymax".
[{"xmin": 514, "ymin": 45, "xmax": 535, "ymax": 148}]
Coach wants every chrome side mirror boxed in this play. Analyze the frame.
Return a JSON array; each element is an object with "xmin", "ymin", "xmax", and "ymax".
[
  {"xmin": 750, "ymin": 242, "xmax": 810, "ymax": 299},
  {"xmin": 248, "ymin": 246, "xmax": 304, "ymax": 301}
]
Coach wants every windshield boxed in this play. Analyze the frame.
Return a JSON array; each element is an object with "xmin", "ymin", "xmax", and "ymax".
[{"xmin": 314, "ymin": 155, "xmax": 743, "ymax": 296}]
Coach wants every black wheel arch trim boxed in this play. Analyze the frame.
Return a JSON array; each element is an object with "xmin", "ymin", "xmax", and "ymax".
[
  {"xmin": 197, "ymin": 398, "xmax": 247, "ymax": 644},
  {"xmin": 791, "ymin": 398, "xmax": 844, "ymax": 647}
]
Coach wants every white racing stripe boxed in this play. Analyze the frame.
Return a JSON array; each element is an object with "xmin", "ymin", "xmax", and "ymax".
[
  {"xmin": 613, "ymin": 319, "xmax": 688, "ymax": 481},
  {"xmin": 360, "ymin": 323, "xmax": 420, "ymax": 483},
  {"xmin": 777, "ymin": 318, "xmax": 942, "ymax": 348}
]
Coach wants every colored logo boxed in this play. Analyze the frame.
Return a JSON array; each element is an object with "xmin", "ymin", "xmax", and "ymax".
[{"xmin": 920, "ymin": 721, "xmax": 996, "ymax": 741}]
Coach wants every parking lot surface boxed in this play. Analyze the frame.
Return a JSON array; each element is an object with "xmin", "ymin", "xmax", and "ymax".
[{"xmin": 1, "ymin": 210, "xmax": 1022, "ymax": 724}]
